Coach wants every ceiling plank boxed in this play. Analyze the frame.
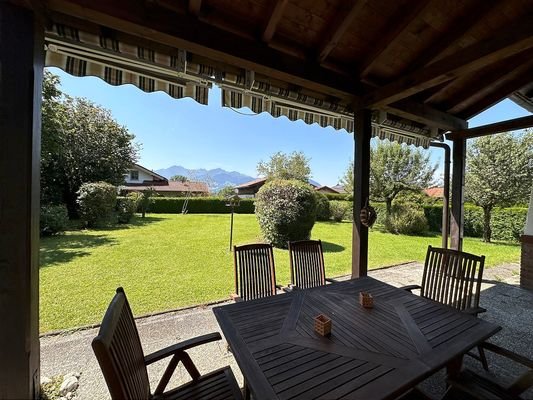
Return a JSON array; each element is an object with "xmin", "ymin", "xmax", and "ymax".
[
  {"xmin": 188, "ymin": 0, "xmax": 201, "ymax": 16},
  {"xmin": 362, "ymin": 15, "xmax": 533, "ymax": 108},
  {"xmin": 45, "ymin": 0, "xmax": 361, "ymax": 101},
  {"xmin": 317, "ymin": 0, "xmax": 365, "ymax": 63},
  {"xmin": 447, "ymin": 115, "xmax": 533, "ymax": 140},
  {"xmin": 262, "ymin": 0, "xmax": 288, "ymax": 43},
  {"xmin": 354, "ymin": 0, "xmax": 431, "ymax": 79}
]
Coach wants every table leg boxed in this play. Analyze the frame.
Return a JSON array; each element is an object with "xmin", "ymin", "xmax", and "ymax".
[
  {"xmin": 243, "ymin": 377, "xmax": 251, "ymax": 400},
  {"xmin": 446, "ymin": 354, "xmax": 464, "ymax": 388}
]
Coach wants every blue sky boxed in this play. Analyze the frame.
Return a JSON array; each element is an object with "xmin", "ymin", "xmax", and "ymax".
[{"xmin": 48, "ymin": 67, "xmax": 530, "ymax": 186}]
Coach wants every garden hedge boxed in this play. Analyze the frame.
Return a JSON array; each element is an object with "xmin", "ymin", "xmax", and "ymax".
[{"xmin": 137, "ymin": 196, "xmax": 256, "ymax": 214}]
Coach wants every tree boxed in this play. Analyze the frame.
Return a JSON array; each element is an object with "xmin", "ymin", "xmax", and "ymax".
[
  {"xmin": 218, "ymin": 185, "xmax": 236, "ymax": 198},
  {"xmin": 41, "ymin": 72, "xmax": 138, "ymax": 214},
  {"xmin": 339, "ymin": 160, "xmax": 354, "ymax": 194},
  {"xmin": 257, "ymin": 151, "xmax": 311, "ymax": 182},
  {"xmin": 465, "ymin": 131, "xmax": 533, "ymax": 242},
  {"xmin": 370, "ymin": 141, "xmax": 436, "ymax": 218},
  {"xmin": 170, "ymin": 174, "xmax": 188, "ymax": 182}
]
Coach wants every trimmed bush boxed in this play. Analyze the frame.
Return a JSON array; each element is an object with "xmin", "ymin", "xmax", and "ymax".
[
  {"xmin": 385, "ymin": 204, "xmax": 428, "ymax": 235},
  {"xmin": 40, "ymin": 204, "xmax": 69, "ymax": 236},
  {"xmin": 117, "ymin": 193, "xmax": 140, "ymax": 223},
  {"xmin": 255, "ymin": 179, "xmax": 317, "ymax": 248},
  {"xmin": 330, "ymin": 200, "xmax": 351, "ymax": 222},
  {"xmin": 324, "ymin": 193, "xmax": 352, "ymax": 201},
  {"xmin": 315, "ymin": 192, "xmax": 331, "ymax": 221},
  {"xmin": 77, "ymin": 182, "xmax": 117, "ymax": 227},
  {"xmin": 489, "ymin": 207, "xmax": 527, "ymax": 242},
  {"xmin": 147, "ymin": 197, "xmax": 256, "ymax": 214}
]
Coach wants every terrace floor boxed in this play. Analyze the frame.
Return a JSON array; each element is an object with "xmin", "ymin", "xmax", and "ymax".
[{"xmin": 41, "ymin": 262, "xmax": 532, "ymax": 400}]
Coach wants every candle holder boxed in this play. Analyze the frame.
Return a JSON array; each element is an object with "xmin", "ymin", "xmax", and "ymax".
[
  {"xmin": 314, "ymin": 314, "xmax": 332, "ymax": 336},
  {"xmin": 359, "ymin": 292, "xmax": 374, "ymax": 308}
]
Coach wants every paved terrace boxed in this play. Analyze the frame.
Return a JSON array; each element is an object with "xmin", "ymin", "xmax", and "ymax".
[{"xmin": 41, "ymin": 262, "xmax": 532, "ymax": 399}]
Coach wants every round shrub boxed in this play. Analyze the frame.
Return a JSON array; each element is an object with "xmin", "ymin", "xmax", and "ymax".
[
  {"xmin": 315, "ymin": 192, "xmax": 331, "ymax": 221},
  {"xmin": 255, "ymin": 179, "xmax": 317, "ymax": 248},
  {"xmin": 116, "ymin": 192, "xmax": 140, "ymax": 223},
  {"xmin": 330, "ymin": 200, "xmax": 351, "ymax": 222},
  {"xmin": 385, "ymin": 203, "xmax": 428, "ymax": 235},
  {"xmin": 77, "ymin": 182, "xmax": 117, "ymax": 227},
  {"xmin": 40, "ymin": 204, "xmax": 69, "ymax": 236}
]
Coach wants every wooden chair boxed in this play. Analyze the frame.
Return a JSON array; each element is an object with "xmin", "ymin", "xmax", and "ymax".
[
  {"xmin": 402, "ymin": 245, "xmax": 488, "ymax": 369},
  {"xmin": 288, "ymin": 240, "xmax": 337, "ymax": 289},
  {"xmin": 444, "ymin": 342, "xmax": 533, "ymax": 400},
  {"xmin": 92, "ymin": 288, "xmax": 243, "ymax": 400},
  {"xmin": 232, "ymin": 243, "xmax": 281, "ymax": 302}
]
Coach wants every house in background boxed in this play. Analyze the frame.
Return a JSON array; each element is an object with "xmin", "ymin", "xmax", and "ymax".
[
  {"xmin": 315, "ymin": 185, "xmax": 341, "ymax": 194},
  {"xmin": 236, "ymin": 177, "xmax": 340, "ymax": 197},
  {"xmin": 424, "ymin": 186, "xmax": 444, "ymax": 199},
  {"xmin": 122, "ymin": 164, "xmax": 209, "ymax": 197},
  {"xmin": 332, "ymin": 184, "xmax": 347, "ymax": 194}
]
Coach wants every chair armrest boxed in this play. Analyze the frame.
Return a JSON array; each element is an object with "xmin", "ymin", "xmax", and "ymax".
[
  {"xmin": 282, "ymin": 284, "xmax": 300, "ymax": 293},
  {"xmin": 399, "ymin": 284, "xmax": 422, "ymax": 292},
  {"xmin": 230, "ymin": 293, "xmax": 243, "ymax": 302},
  {"xmin": 481, "ymin": 342, "xmax": 533, "ymax": 369},
  {"xmin": 145, "ymin": 332, "xmax": 222, "ymax": 365},
  {"xmin": 462, "ymin": 307, "xmax": 486, "ymax": 316},
  {"xmin": 325, "ymin": 278, "xmax": 339, "ymax": 284},
  {"xmin": 275, "ymin": 284, "xmax": 283, "ymax": 290}
]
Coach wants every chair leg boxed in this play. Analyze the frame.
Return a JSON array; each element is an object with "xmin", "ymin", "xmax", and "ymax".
[
  {"xmin": 478, "ymin": 345, "xmax": 489, "ymax": 371},
  {"xmin": 243, "ymin": 378, "xmax": 251, "ymax": 400}
]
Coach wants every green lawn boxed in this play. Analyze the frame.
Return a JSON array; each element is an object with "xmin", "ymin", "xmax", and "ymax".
[{"xmin": 40, "ymin": 214, "xmax": 520, "ymax": 332}]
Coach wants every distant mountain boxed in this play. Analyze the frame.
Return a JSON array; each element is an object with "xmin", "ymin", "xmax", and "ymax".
[{"xmin": 155, "ymin": 165, "xmax": 255, "ymax": 192}]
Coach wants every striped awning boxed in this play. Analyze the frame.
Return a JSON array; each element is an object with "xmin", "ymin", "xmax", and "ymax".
[{"xmin": 45, "ymin": 24, "xmax": 211, "ymax": 105}]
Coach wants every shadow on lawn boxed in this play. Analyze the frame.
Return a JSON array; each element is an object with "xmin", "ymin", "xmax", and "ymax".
[
  {"xmin": 94, "ymin": 215, "xmax": 166, "ymax": 231},
  {"xmin": 40, "ymin": 234, "xmax": 117, "ymax": 268},
  {"xmin": 322, "ymin": 241, "xmax": 345, "ymax": 253}
]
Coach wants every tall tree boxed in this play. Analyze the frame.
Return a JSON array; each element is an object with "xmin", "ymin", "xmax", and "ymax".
[
  {"xmin": 370, "ymin": 141, "xmax": 437, "ymax": 217},
  {"xmin": 339, "ymin": 160, "xmax": 354, "ymax": 194},
  {"xmin": 170, "ymin": 174, "xmax": 188, "ymax": 182},
  {"xmin": 41, "ymin": 72, "xmax": 138, "ymax": 214},
  {"xmin": 465, "ymin": 131, "xmax": 533, "ymax": 242},
  {"xmin": 257, "ymin": 151, "xmax": 311, "ymax": 182}
]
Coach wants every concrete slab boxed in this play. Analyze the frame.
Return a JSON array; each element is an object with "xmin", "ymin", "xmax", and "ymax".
[{"xmin": 40, "ymin": 262, "xmax": 532, "ymax": 399}]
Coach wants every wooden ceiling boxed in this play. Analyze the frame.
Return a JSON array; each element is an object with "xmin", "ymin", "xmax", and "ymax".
[{"xmin": 29, "ymin": 0, "xmax": 533, "ymax": 132}]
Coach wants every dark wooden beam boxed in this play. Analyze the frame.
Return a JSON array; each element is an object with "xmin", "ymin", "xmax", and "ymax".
[
  {"xmin": 362, "ymin": 15, "xmax": 533, "ymax": 107},
  {"xmin": 188, "ymin": 0, "xmax": 201, "ymax": 16},
  {"xmin": 0, "ymin": 3, "xmax": 43, "ymax": 399},
  {"xmin": 262, "ymin": 0, "xmax": 288, "ymax": 43},
  {"xmin": 450, "ymin": 138, "xmax": 466, "ymax": 251},
  {"xmin": 447, "ymin": 115, "xmax": 533, "ymax": 140},
  {"xmin": 352, "ymin": 109, "xmax": 372, "ymax": 278},
  {"xmin": 45, "ymin": 0, "xmax": 360, "ymax": 101},
  {"xmin": 354, "ymin": 0, "xmax": 431, "ymax": 79},
  {"xmin": 317, "ymin": 0, "xmax": 364, "ymax": 63}
]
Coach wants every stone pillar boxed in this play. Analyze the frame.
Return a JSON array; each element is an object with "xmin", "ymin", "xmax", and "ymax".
[{"xmin": 521, "ymin": 188, "xmax": 533, "ymax": 290}]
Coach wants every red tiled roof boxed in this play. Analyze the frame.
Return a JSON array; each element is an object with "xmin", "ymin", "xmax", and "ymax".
[
  {"xmin": 424, "ymin": 187, "xmax": 444, "ymax": 198},
  {"xmin": 124, "ymin": 181, "xmax": 209, "ymax": 193},
  {"xmin": 235, "ymin": 178, "xmax": 267, "ymax": 189}
]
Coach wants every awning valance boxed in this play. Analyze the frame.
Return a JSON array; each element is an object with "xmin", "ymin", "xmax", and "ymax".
[{"xmin": 45, "ymin": 24, "xmax": 211, "ymax": 105}]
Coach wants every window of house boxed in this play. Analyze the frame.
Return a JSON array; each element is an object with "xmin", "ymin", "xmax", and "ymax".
[{"xmin": 130, "ymin": 170, "xmax": 139, "ymax": 181}]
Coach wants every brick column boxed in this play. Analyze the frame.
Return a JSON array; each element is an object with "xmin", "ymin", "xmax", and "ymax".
[{"xmin": 521, "ymin": 189, "xmax": 533, "ymax": 290}]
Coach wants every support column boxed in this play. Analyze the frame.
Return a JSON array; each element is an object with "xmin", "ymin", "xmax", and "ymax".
[
  {"xmin": 0, "ymin": 3, "xmax": 44, "ymax": 399},
  {"xmin": 450, "ymin": 138, "xmax": 466, "ymax": 251},
  {"xmin": 352, "ymin": 109, "xmax": 372, "ymax": 278},
  {"xmin": 520, "ymin": 188, "xmax": 533, "ymax": 290}
]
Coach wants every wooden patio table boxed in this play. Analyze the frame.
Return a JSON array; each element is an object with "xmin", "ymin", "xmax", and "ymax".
[{"xmin": 213, "ymin": 277, "xmax": 501, "ymax": 400}]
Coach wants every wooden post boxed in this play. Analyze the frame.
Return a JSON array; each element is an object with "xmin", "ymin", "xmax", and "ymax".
[
  {"xmin": 450, "ymin": 138, "xmax": 466, "ymax": 251},
  {"xmin": 0, "ymin": 3, "xmax": 44, "ymax": 399},
  {"xmin": 352, "ymin": 109, "xmax": 372, "ymax": 278}
]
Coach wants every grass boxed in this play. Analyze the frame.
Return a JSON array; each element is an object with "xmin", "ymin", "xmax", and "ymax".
[{"xmin": 40, "ymin": 214, "xmax": 521, "ymax": 332}]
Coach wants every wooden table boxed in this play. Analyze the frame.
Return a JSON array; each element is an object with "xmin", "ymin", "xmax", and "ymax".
[{"xmin": 213, "ymin": 277, "xmax": 501, "ymax": 400}]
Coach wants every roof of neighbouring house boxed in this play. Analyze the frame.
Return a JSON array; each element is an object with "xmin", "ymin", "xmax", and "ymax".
[
  {"xmin": 235, "ymin": 178, "xmax": 267, "ymax": 189},
  {"xmin": 424, "ymin": 187, "xmax": 444, "ymax": 198},
  {"xmin": 332, "ymin": 185, "xmax": 347, "ymax": 193},
  {"xmin": 315, "ymin": 186, "xmax": 341, "ymax": 193},
  {"xmin": 130, "ymin": 163, "xmax": 168, "ymax": 182},
  {"xmin": 123, "ymin": 181, "xmax": 209, "ymax": 193}
]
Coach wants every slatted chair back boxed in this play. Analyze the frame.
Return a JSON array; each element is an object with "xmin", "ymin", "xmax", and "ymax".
[
  {"xmin": 420, "ymin": 245, "xmax": 485, "ymax": 311},
  {"xmin": 289, "ymin": 240, "xmax": 326, "ymax": 289},
  {"xmin": 92, "ymin": 288, "xmax": 151, "ymax": 400},
  {"xmin": 234, "ymin": 243, "xmax": 277, "ymax": 301}
]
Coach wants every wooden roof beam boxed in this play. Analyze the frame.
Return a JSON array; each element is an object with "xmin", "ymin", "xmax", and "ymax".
[
  {"xmin": 447, "ymin": 115, "xmax": 533, "ymax": 140},
  {"xmin": 362, "ymin": 15, "xmax": 533, "ymax": 108},
  {"xmin": 354, "ymin": 0, "xmax": 431, "ymax": 79},
  {"xmin": 317, "ymin": 0, "xmax": 365, "ymax": 64},
  {"xmin": 188, "ymin": 0, "xmax": 201, "ymax": 17},
  {"xmin": 262, "ymin": 0, "xmax": 288, "ymax": 43}
]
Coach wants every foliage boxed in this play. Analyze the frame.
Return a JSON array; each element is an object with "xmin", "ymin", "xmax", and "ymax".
[
  {"xmin": 325, "ymin": 193, "xmax": 352, "ymax": 201},
  {"xmin": 39, "ymin": 214, "xmax": 520, "ymax": 332},
  {"xmin": 370, "ymin": 141, "xmax": 437, "ymax": 218},
  {"xmin": 170, "ymin": 174, "xmax": 188, "ymax": 182},
  {"xmin": 147, "ymin": 197, "xmax": 256, "ymax": 213},
  {"xmin": 339, "ymin": 160, "xmax": 354, "ymax": 194},
  {"xmin": 329, "ymin": 200, "xmax": 351, "ymax": 222},
  {"xmin": 41, "ymin": 72, "xmax": 138, "ymax": 215},
  {"xmin": 255, "ymin": 179, "xmax": 317, "ymax": 248},
  {"xmin": 217, "ymin": 185, "xmax": 236, "ymax": 198},
  {"xmin": 465, "ymin": 131, "xmax": 533, "ymax": 242},
  {"xmin": 77, "ymin": 182, "xmax": 117, "ymax": 227},
  {"xmin": 40, "ymin": 204, "xmax": 69, "ymax": 236},
  {"xmin": 257, "ymin": 151, "xmax": 311, "ymax": 182},
  {"xmin": 138, "ymin": 188, "xmax": 156, "ymax": 218},
  {"xmin": 384, "ymin": 203, "xmax": 428, "ymax": 235},
  {"xmin": 40, "ymin": 375, "xmax": 64, "ymax": 400},
  {"xmin": 116, "ymin": 192, "xmax": 140, "ymax": 224},
  {"xmin": 315, "ymin": 192, "xmax": 331, "ymax": 221}
]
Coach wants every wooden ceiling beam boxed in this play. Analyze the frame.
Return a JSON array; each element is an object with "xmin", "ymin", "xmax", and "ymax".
[
  {"xmin": 362, "ymin": 15, "xmax": 533, "ymax": 108},
  {"xmin": 354, "ymin": 0, "xmax": 431, "ymax": 79},
  {"xmin": 188, "ymin": 0, "xmax": 201, "ymax": 16},
  {"xmin": 317, "ymin": 0, "xmax": 365, "ymax": 64},
  {"xmin": 447, "ymin": 115, "xmax": 533, "ymax": 140},
  {"xmin": 45, "ymin": 0, "xmax": 361, "ymax": 101},
  {"xmin": 262, "ymin": 0, "xmax": 288, "ymax": 43}
]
